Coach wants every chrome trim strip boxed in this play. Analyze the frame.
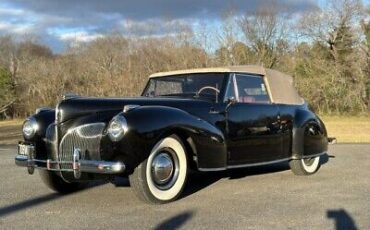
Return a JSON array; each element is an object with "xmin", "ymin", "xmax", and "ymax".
[
  {"xmin": 35, "ymin": 107, "xmax": 52, "ymax": 114},
  {"xmin": 55, "ymin": 100, "xmax": 61, "ymax": 123},
  {"xmin": 198, "ymin": 167, "xmax": 226, "ymax": 172},
  {"xmin": 54, "ymin": 101, "xmax": 60, "ymax": 172},
  {"xmin": 15, "ymin": 155, "xmax": 125, "ymax": 174},
  {"xmin": 198, "ymin": 152, "xmax": 327, "ymax": 172},
  {"xmin": 227, "ymin": 157, "xmax": 291, "ymax": 169},
  {"xmin": 123, "ymin": 104, "xmax": 140, "ymax": 113}
]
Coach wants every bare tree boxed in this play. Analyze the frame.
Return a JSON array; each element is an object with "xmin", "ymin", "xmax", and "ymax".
[
  {"xmin": 216, "ymin": 10, "xmax": 240, "ymax": 65},
  {"xmin": 299, "ymin": 0, "xmax": 364, "ymax": 62},
  {"xmin": 238, "ymin": 2, "xmax": 290, "ymax": 68},
  {"xmin": 294, "ymin": 0, "xmax": 369, "ymax": 113}
]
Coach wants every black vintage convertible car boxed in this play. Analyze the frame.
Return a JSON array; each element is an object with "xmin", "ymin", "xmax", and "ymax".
[{"xmin": 16, "ymin": 65, "xmax": 329, "ymax": 203}]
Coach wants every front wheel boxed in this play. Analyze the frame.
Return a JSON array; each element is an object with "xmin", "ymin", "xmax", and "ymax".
[
  {"xmin": 129, "ymin": 135, "xmax": 188, "ymax": 204},
  {"xmin": 289, "ymin": 156, "xmax": 321, "ymax": 175}
]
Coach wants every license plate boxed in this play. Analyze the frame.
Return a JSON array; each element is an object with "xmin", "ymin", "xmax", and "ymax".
[{"xmin": 18, "ymin": 144, "xmax": 35, "ymax": 157}]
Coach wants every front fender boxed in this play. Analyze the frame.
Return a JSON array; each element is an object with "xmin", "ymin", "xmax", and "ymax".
[
  {"xmin": 292, "ymin": 109, "xmax": 328, "ymax": 158},
  {"xmin": 25, "ymin": 109, "xmax": 55, "ymax": 141},
  {"xmin": 22, "ymin": 109, "xmax": 55, "ymax": 160},
  {"xmin": 108, "ymin": 106, "xmax": 227, "ymax": 173}
]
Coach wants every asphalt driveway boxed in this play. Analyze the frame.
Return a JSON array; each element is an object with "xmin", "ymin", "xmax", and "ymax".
[{"xmin": 0, "ymin": 144, "xmax": 369, "ymax": 229}]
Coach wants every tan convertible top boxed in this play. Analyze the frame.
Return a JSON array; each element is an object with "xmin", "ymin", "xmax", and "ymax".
[{"xmin": 149, "ymin": 65, "xmax": 304, "ymax": 105}]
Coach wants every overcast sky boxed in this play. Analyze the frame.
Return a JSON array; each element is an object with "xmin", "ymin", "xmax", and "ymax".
[{"xmin": 0, "ymin": 0, "xmax": 367, "ymax": 52}]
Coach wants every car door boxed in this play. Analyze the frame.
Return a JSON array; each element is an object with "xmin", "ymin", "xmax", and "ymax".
[{"xmin": 225, "ymin": 73, "xmax": 284, "ymax": 166}]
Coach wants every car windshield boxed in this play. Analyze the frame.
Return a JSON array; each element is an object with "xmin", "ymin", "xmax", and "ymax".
[{"xmin": 142, "ymin": 73, "xmax": 226, "ymax": 102}]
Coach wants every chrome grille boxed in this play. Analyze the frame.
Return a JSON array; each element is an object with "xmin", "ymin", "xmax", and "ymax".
[{"xmin": 59, "ymin": 123, "xmax": 106, "ymax": 169}]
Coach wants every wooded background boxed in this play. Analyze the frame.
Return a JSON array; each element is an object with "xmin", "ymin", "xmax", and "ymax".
[{"xmin": 0, "ymin": 0, "xmax": 369, "ymax": 118}]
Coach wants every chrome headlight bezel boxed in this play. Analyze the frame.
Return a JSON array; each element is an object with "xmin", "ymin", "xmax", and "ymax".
[
  {"xmin": 22, "ymin": 117, "xmax": 39, "ymax": 139},
  {"xmin": 107, "ymin": 114, "xmax": 128, "ymax": 142}
]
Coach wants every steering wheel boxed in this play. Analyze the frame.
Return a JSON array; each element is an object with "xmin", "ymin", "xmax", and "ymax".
[{"xmin": 195, "ymin": 86, "xmax": 220, "ymax": 97}]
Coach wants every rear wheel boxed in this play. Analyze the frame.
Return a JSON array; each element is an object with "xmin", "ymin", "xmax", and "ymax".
[
  {"xmin": 129, "ymin": 135, "xmax": 188, "ymax": 204},
  {"xmin": 39, "ymin": 170, "xmax": 86, "ymax": 194},
  {"xmin": 289, "ymin": 156, "xmax": 321, "ymax": 175}
]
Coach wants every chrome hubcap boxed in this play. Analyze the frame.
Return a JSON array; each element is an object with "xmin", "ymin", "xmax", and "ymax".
[{"xmin": 151, "ymin": 152, "xmax": 174, "ymax": 185}]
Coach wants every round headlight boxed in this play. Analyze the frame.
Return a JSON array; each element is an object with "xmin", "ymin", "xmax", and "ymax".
[
  {"xmin": 23, "ymin": 117, "xmax": 38, "ymax": 139},
  {"xmin": 107, "ymin": 115, "xmax": 128, "ymax": 142}
]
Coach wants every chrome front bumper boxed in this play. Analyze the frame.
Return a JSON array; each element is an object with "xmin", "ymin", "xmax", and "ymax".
[{"xmin": 15, "ymin": 146, "xmax": 125, "ymax": 179}]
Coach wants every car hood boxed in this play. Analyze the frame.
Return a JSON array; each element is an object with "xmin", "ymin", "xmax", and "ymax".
[{"xmin": 57, "ymin": 96, "xmax": 212, "ymax": 123}]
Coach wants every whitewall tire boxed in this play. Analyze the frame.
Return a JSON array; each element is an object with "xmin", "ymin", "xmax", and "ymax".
[
  {"xmin": 129, "ymin": 135, "xmax": 188, "ymax": 204},
  {"xmin": 289, "ymin": 156, "xmax": 321, "ymax": 175}
]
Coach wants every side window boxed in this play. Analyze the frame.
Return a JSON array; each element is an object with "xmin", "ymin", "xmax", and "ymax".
[{"xmin": 235, "ymin": 74, "xmax": 270, "ymax": 103}]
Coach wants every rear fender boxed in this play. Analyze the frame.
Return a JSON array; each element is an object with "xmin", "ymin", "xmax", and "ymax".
[{"xmin": 292, "ymin": 109, "xmax": 328, "ymax": 159}]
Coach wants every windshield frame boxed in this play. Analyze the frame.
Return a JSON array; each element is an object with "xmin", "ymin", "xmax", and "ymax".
[{"xmin": 141, "ymin": 72, "xmax": 229, "ymax": 103}]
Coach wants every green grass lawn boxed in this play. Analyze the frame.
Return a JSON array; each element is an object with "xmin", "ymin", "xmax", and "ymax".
[{"xmin": 0, "ymin": 116, "xmax": 369, "ymax": 145}]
